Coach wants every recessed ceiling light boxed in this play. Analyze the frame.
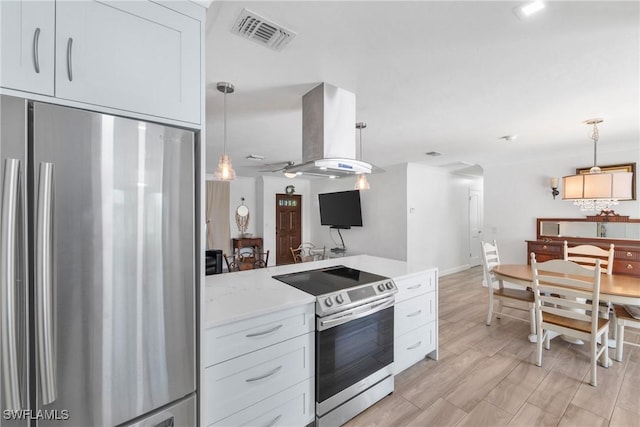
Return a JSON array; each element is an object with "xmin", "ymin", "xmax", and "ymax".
[
  {"xmin": 498, "ymin": 135, "xmax": 518, "ymax": 142},
  {"xmin": 245, "ymin": 154, "xmax": 265, "ymax": 160},
  {"xmin": 513, "ymin": 0, "xmax": 545, "ymax": 20},
  {"xmin": 425, "ymin": 151, "xmax": 443, "ymax": 157}
]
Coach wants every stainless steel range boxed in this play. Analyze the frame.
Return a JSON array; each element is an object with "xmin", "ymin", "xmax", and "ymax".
[{"xmin": 273, "ymin": 265, "xmax": 397, "ymax": 427}]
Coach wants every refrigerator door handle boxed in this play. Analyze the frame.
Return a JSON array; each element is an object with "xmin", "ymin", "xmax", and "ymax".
[
  {"xmin": 36, "ymin": 162, "xmax": 57, "ymax": 405},
  {"xmin": 1, "ymin": 158, "xmax": 22, "ymax": 410}
]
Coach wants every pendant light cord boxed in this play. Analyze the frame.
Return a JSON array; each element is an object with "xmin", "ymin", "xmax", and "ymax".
[
  {"xmin": 223, "ymin": 89, "xmax": 227, "ymax": 156},
  {"xmin": 591, "ymin": 121, "xmax": 599, "ymax": 169}
]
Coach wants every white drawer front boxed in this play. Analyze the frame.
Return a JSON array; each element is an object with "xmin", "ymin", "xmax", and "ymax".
[
  {"xmin": 204, "ymin": 333, "xmax": 314, "ymax": 425},
  {"xmin": 210, "ymin": 379, "xmax": 314, "ymax": 427},
  {"xmin": 394, "ymin": 322, "xmax": 436, "ymax": 375},
  {"xmin": 394, "ymin": 270, "xmax": 436, "ymax": 303},
  {"xmin": 204, "ymin": 303, "xmax": 314, "ymax": 366},
  {"xmin": 395, "ymin": 293, "xmax": 435, "ymax": 337}
]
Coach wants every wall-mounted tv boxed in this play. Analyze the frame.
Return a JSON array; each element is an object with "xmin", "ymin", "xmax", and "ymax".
[{"xmin": 318, "ymin": 190, "xmax": 363, "ymax": 229}]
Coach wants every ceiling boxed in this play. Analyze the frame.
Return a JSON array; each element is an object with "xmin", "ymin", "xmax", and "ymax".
[{"xmin": 204, "ymin": 1, "xmax": 639, "ymax": 178}]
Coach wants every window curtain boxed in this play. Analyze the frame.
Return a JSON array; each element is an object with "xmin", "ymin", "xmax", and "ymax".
[{"xmin": 206, "ymin": 180, "xmax": 231, "ymax": 254}]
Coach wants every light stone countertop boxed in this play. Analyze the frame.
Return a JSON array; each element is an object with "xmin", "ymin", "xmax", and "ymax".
[{"xmin": 205, "ymin": 254, "xmax": 436, "ymax": 329}]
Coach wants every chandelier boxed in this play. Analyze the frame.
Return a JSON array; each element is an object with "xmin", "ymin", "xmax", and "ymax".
[{"xmin": 562, "ymin": 119, "xmax": 632, "ymax": 214}]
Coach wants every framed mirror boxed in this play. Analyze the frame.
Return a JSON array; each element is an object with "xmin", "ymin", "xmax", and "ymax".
[
  {"xmin": 235, "ymin": 198, "xmax": 250, "ymax": 237},
  {"xmin": 537, "ymin": 218, "xmax": 640, "ymax": 242}
]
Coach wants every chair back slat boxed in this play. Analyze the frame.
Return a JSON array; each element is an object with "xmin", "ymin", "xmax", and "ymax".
[
  {"xmin": 481, "ymin": 240, "xmax": 500, "ymax": 288},
  {"xmin": 564, "ymin": 241, "xmax": 615, "ymax": 274}
]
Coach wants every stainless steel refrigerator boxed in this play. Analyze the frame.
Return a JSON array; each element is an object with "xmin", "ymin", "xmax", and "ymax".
[{"xmin": 1, "ymin": 96, "xmax": 196, "ymax": 426}]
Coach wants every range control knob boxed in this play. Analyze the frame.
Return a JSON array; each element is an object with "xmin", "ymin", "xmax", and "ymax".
[
  {"xmin": 336, "ymin": 294, "xmax": 344, "ymax": 304},
  {"xmin": 324, "ymin": 297, "xmax": 333, "ymax": 307},
  {"xmin": 386, "ymin": 282, "xmax": 394, "ymax": 290},
  {"xmin": 377, "ymin": 283, "xmax": 386, "ymax": 292}
]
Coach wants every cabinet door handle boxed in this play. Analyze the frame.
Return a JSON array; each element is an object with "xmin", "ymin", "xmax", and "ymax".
[
  {"xmin": 245, "ymin": 365, "xmax": 282, "ymax": 382},
  {"xmin": 407, "ymin": 284, "xmax": 422, "ymax": 290},
  {"xmin": 407, "ymin": 341, "xmax": 422, "ymax": 350},
  {"xmin": 627, "ymin": 252, "xmax": 633, "ymax": 257},
  {"xmin": 66, "ymin": 38, "xmax": 74, "ymax": 81},
  {"xmin": 245, "ymin": 324, "xmax": 283, "ymax": 338},
  {"xmin": 626, "ymin": 264, "xmax": 633, "ymax": 270},
  {"xmin": 32, "ymin": 27, "xmax": 41, "ymax": 73},
  {"xmin": 407, "ymin": 310, "xmax": 422, "ymax": 318}
]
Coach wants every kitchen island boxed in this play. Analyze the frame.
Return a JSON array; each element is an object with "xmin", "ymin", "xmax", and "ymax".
[{"xmin": 202, "ymin": 255, "xmax": 438, "ymax": 427}]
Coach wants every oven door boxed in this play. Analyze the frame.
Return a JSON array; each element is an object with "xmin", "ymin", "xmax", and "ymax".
[{"xmin": 316, "ymin": 296, "xmax": 394, "ymax": 404}]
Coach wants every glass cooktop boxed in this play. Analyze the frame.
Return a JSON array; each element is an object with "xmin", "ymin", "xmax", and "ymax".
[{"xmin": 273, "ymin": 265, "xmax": 389, "ymax": 296}]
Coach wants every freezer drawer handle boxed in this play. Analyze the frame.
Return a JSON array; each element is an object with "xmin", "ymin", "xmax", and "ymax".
[
  {"xmin": 266, "ymin": 414, "xmax": 282, "ymax": 427},
  {"xmin": 36, "ymin": 162, "xmax": 57, "ymax": 404},
  {"xmin": 66, "ymin": 38, "xmax": 73, "ymax": 81},
  {"xmin": 1, "ymin": 158, "xmax": 22, "ymax": 410},
  {"xmin": 33, "ymin": 27, "xmax": 41, "ymax": 73},
  {"xmin": 153, "ymin": 416, "xmax": 174, "ymax": 427}
]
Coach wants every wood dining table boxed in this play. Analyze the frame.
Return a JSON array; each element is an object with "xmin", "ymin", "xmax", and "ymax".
[
  {"xmin": 492, "ymin": 264, "xmax": 640, "ymax": 347},
  {"xmin": 492, "ymin": 264, "xmax": 640, "ymax": 306}
]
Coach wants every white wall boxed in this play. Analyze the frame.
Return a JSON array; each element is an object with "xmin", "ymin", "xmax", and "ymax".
[
  {"xmin": 308, "ymin": 164, "xmax": 408, "ymax": 260},
  {"xmin": 406, "ymin": 164, "xmax": 484, "ymax": 275},
  {"xmin": 483, "ymin": 145, "xmax": 640, "ymax": 265}
]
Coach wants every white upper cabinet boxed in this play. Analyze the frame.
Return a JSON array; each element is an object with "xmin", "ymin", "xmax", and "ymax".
[
  {"xmin": 55, "ymin": 1, "xmax": 201, "ymax": 124},
  {"xmin": 1, "ymin": 0, "xmax": 202, "ymax": 125},
  {"xmin": 0, "ymin": 0, "xmax": 55, "ymax": 96}
]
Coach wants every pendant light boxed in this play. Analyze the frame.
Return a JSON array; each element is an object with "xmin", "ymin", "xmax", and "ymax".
[
  {"xmin": 214, "ymin": 82, "xmax": 236, "ymax": 181},
  {"xmin": 562, "ymin": 119, "xmax": 632, "ymax": 214},
  {"xmin": 354, "ymin": 122, "xmax": 370, "ymax": 190}
]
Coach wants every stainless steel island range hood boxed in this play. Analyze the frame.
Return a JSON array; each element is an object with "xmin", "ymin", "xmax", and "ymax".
[{"xmin": 283, "ymin": 83, "xmax": 373, "ymax": 177}]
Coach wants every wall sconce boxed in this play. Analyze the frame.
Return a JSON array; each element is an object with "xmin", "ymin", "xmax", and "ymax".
[{"xmin": 550, "ymin": 177, "xmax": 559, "ymax": 199}]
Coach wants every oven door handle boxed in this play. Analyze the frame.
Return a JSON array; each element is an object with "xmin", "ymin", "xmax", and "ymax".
[{"xmin": 318, "ymin": 296, "xmax": 395, "ymax": 331}]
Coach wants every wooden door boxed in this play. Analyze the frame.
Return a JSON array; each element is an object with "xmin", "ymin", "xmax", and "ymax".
[{"xmin": 275, "ymin": 194, "xmax": 302, "ymax": 265}]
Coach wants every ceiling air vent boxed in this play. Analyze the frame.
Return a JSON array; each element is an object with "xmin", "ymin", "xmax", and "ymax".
[
  {"xmin": 425, "ymin": 151, "xmax": 443, "ymax": 157},
  {"xmin": 232, "ymin": 9, "xmax": 296, "ymax": 52}
]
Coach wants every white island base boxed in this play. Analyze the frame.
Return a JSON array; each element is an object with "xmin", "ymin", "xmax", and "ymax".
[{"xmin": 202, "ymin": 255, "xmax": 438, "ymax": 427}]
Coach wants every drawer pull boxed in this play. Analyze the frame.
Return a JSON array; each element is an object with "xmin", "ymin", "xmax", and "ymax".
[
  {"xmin": 627, "ymin": 264, "xmax": 634, "ymax": 270},
  {"xmin": 266, "ymin": 414, "xmax": 282, "ymax": 427},
  {"xmin": 245, "ymin": 324, "xmax": 283, "ymax": 338},
  {"xmin": 407, "ymin": 284, "xmax": 423, "ymax": 290},
  {"xmin": 627, "ymin": 252, "xmax": 633, "ymax": 257},
  {"xmin": 542, "ymin": 245, "xmax": 548, "ymax": 250},
  {"xmin": 407, "ymin": 341, "xmax": 422, "ymax": 350},
  {"xmin": 407, "ymin": 310, "xmax": 422, "ymax": 318},
  {"xmin": 245, "ymin": 365, "xmax": 282, "ymax": 383}
]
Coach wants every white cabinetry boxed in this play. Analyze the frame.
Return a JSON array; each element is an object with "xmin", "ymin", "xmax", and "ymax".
[
  {"xmin": 0, "ymin": 0, "xmax": 201, "ymax": 124},
  {"xmin": 393, "ymin": 269, "xmax": 438, "ymax": 374},
  {"xmin": 0, "ymin": 0, "xmax": 55, "ymax": 96},
  {"xmin": 203, "ymin": 304, "xmax": 315, "ymax": 427}
]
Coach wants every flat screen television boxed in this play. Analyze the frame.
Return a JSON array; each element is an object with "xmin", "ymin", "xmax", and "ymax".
[{"xmin": 318, "ymin": 190, "xmax": 363, "ymax": 229}]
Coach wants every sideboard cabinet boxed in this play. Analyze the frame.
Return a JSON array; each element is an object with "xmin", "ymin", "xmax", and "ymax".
[{"xmin": 527, "ymin": 217, "xmax": 640, "ymax": 278}]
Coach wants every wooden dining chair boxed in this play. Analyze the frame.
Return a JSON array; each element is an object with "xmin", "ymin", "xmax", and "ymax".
[
  {"xmin": 290, "ymin": 243, "xmax": 316, "ymax": 263},
  {"xmin": 613, "ymin": 304, "xmax": 640, "ymax": 362},
  {"xmin": 564, "ymin": 241, "xmax": 615, "ymax": 274},
  {"xmin": 481, "ymin": 240, "xmax": 536, "ymax": 336},
  {"xmin": 253, "ymin": 250, "xmax": 270, "ymax": 268},
  {"xmin": 531, "ymin": 254, "xmax": 610, "ymax": 386},
  {"xmin": 223, "ymin": 253, "xmax": 240, "ymax": 272}
]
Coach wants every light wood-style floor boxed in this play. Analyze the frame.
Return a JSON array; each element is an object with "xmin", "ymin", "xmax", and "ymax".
[{"xmin": 345, "ymin": 267, "xmax": 640, "ymax": 427}]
